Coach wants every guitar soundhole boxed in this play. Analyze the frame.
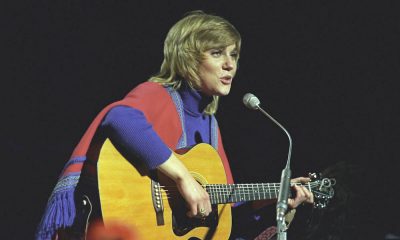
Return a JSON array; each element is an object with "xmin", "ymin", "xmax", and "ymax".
[{"xmin": 171, "ymin": 203, "xmax": 219, "ymax": 237}]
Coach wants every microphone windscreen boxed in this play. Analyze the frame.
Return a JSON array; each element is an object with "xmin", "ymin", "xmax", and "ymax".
[{"xmin": 243, "ymin": 93, "xmax": 260, "ymax": 110}]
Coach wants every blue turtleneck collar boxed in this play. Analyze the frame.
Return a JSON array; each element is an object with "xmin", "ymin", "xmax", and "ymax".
[{"xmin": 178, "ymin": 81, "xmax": 213, "ymax": 117}]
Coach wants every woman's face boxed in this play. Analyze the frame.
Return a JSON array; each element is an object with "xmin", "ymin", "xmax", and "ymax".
[{"xmin": 197, "ymin": 44, "xmax": 238, "ymax": 96}]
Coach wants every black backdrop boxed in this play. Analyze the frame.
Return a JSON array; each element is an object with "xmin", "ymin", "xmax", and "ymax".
[{"xmin": 4, "ymin": 1, "xmax": 399, "ymax": 239}]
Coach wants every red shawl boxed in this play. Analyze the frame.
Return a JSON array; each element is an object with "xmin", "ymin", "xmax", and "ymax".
[{"xmin": 36, "ymin": 82, "xmax": 233, "ymax": 240}]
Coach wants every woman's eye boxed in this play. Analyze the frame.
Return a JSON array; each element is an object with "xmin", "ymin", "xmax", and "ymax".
[
  {"xmin": 230, "ymin": 52, "xmax": 238, "ymax": 58},
  {"xmin": 211, "ymin": 50, "xmax": 222, "ymax": 57}
]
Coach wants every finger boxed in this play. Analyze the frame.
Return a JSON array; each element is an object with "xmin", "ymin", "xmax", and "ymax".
[
  {"xmin": 308, "ymin": 190, "xmax": 314, "ymax": 203},
  {"xmin": 197, "ymin": 189, "xmax": 210, "ymax": 216},
  {"xmin": 192, "ymin": 204, "xmax": 209, "ymax": 219},
  {"xmin": 198, "ymin": 205, "xmax": 206, "ymax": 217},
  {"xmin": 296, "ymin": 185, "xmax": 314, "ymax": 206},
  {"xmin": 288, "ymin": 198, "xmax": 295, "ymax": 208},
  {"xmin": 198, "ymin": 201, "xmax": 211, "ymax": 217},
  {"xmin": 186, "ymin": 203, "xmax": 198, "ymax": 218},
  {"xmin": 187, "ymin": 211, "xmax": 195, "ymax": 218},
  {"xmin": 302, "ymin": 186, "xmax": 314, "ymax": 203},
  {"xmin": 204, "ymin": 200, "xmax": 212, "ymax": 215},
  {"xmin": 291, "ymin": 177, "xmax": 311, "ymax": 183},
  {"xmin": 291, "ymin": 185, "xmax": 306, "ymax": 208},
  {"xmin": 204, "ymin": 192, "xmax": 212, "ymax": 214},
  {"xmin": 188, "ymin": 205, "xmax": 208, "ymax": 218},
  {"xmin": 295, "ymin": 185, "xmax": 306, "ymax": 199}
]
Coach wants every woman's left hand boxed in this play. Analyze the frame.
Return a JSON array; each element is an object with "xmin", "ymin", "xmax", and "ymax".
[{"xmin": 287, "ymin": 177, "xmax": 314, "ymax": 209}]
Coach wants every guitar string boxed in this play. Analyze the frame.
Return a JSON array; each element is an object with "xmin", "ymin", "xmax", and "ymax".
[
  {"xmin": 157, "ymin": 182, "xmax": 326, "ymax": 202},
  {"xmin": 158, "ymin": 187, "xmax": 318, "ymax": 193},
  {"xmin": 158, "ymin": 183, "xmax": 324, "ymax": 201},
  {"xmin": 158, "ymin": 183, "xmax": 321, "ymax": 197},
  {"xmin": 158, "ymin": 182, "xmax": 319, "ymax": 187},
  {"xmin": 159, "ymin": 190, "xmax": 323, "ymax": 201}
]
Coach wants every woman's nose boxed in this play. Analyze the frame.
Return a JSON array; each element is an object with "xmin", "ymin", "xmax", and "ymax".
[{"xmin": 223, "ymin": 56, "xmax": 235, "ymax": 71}]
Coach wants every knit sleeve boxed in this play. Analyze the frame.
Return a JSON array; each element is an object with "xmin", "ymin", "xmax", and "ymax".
[{"xmin": 100, "ymin": 105, "xmax": 172, "ymax": 169}]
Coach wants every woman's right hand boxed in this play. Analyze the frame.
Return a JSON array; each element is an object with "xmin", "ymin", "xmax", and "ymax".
[
  {"xmin": 156, "ymin": 152, "xmax": 211, "ymax": 218},
  {"xmin": 176, "ymin": 172, "xmax": 212, "ymax": 218}
]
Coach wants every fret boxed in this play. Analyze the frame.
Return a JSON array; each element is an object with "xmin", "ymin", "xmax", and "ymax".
[
  {"xmin": 226, "ymin": 185, "xmax": 230, "ymax": 203},
  {"xmin": 215, "ymin": 185, "xmax": 219, "ymax": 203},
  {"xmin": 212, "ymin": 185, "xmax": 217, "ymax": 204},
  {"xmin": 262, "ymin": 183, "xmax": 266, "ymax": 199},
  {"xmin": 233, "ymin": 184, "xmax": 238, "ymax": 202},
  {"xmin": 219, "ymin": 184, "xmax": 224, "ymax": 203},
  {"xmin": 225, "ymin": 185, "xmax": 230, "ymax": 203},
  {"xmin": 250, "ymin": 184, "xmax": 254, "ymax": 201},
  {"xmin": 240, "ymin": 185, "xmax": 244, "ymax": 201},
  {"xmin": 244, "ymin": 184, "xmax": 249, "ymax": 201},
  {"xmin": 221, "ymin": 184, "xmax": 226, "ymax": 203},
  {"xmin": 254, "ymin": 184, "xmax": 261, "ymax": 201},
  {"xmin": 210, "ymin": 185, "xmax": 215, "ymax": 204},
  {"xmin": 268, "ymin": 183, "xmax": 272, "ymax": 199},
  {"xmin": 245, "ymin": 184, "xmax": 250, "ymax": 201},
  {"xmin": 241, "ymin": 184, "xmax": 246, "ymax": 201},
  {"xmin": 215, "ymin": 184, "xmax": 220, "ymax": 203},
  {"xmin": 214, "ymin": 185, "xmax": 217, "ymax": 203},
  {"xmin": 240, "ymin": 184, "xmax": 245, "ymax": 201},
  {"xmin": 249, "ymin": 184, "xmax": 254, "ymax": 201},
  {"xmin": 242, "ymin": 184, "xmax": 245, "ymax": 201},
  {"xmin": 239, "ymin": 184, "xmax": 243, "ymax": 201},
  {"xmin": 235, "ymin": 184, "xmax": 240, "ymax": 202},
  {"xmin": 221, "ymin": 184, "xmax": 225, "ymax": 203},
  {"xmin": 236, "ymin": 184, "xmax": 239, "ymax": 201},
  {"xmin": 229, "ymin": 184, "xmax": 235, "ymax": 203},
  {"xmin": 220, "ymin": 184, "xmax": 224, "ymax": 203},
  {"xmin": 253, "ymin": 184, "xmax": 257, "ymax": 201},
  {"xmin": 251, "ymin": 184, "xmax": 255, "ymax": 201},
  {"xmin": 270, "ymin": 183, "xmax": 274, "ymax": 198}
]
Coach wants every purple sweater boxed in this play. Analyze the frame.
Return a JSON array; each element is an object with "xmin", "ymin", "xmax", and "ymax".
[{"xmin": 100, "ymin": 83, "xmax": 213, "ymax": 169}]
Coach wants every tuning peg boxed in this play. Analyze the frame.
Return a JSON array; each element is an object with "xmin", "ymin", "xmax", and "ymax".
[{"xmin": 308, "ymin": 172, "xmax": 321, "ymax": 180}]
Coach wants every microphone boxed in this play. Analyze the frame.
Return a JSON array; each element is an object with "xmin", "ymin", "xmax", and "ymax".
[
  {"xmin": 243, "ymin": 93, "xmax": 292, "ymax": 239},
  {"xmin": 243, "ymin": 93, "xmax": 260, "ymax": 110}
]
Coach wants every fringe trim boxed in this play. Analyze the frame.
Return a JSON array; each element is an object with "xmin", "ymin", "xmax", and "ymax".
[{"xmin": 35, "ymin": 174, "xmax": 80, "ymax": 240}]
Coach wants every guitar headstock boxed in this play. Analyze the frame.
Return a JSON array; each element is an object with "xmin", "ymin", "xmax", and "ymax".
[{"xmin": 308, "ymin": 172, "xmax": 336, "ymax": 209}]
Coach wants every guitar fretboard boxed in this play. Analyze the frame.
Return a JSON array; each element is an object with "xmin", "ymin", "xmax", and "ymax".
[{"xmin": 205, "ymin": 183, "xmax": 282, "ymax": 204}]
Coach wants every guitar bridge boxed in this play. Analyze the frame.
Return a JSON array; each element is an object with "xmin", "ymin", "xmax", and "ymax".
[{"xmin": 151, "ymin": 179, "xmax": 165, "ymax": 226}]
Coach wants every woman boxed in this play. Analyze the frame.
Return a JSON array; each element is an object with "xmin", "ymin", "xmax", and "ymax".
[{"xmin": 36, "ymin": 11, "xmax": 313, "ymax": 240}]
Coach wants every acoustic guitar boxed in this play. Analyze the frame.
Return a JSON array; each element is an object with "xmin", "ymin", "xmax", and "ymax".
[{"xmin": 93, "ymin": 139, "xmax": 334, "ymax": 239}]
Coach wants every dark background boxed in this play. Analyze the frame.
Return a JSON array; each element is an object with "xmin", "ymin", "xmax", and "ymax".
[{"xmin": 4, "ymin": 1, "xmax": 399, "ymax": 239}]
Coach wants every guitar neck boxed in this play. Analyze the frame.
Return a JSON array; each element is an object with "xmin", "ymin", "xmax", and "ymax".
[{"xmin": 205, "ymin": 183, "xmax": 284, "ymax": 204}]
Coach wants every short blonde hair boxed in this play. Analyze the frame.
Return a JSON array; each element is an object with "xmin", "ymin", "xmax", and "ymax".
[{"xmin": 149, "ymin": 10, "xmax": 241, "ymax": 114}]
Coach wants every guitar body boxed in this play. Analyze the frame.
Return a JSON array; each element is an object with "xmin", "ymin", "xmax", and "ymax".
[{"xmin": 97, "ymin": 139, "xmax": 232, "ymax": 239}]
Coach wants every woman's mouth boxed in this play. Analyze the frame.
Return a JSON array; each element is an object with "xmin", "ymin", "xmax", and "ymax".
[{"xmin": 220, "ymin": 76, "xmax": 232, "ymax": 85}]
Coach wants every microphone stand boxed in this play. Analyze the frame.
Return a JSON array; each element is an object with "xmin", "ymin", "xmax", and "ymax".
[{"xmin": 255, "ymin": 105, "xmax": 292, "ymax": 240}]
